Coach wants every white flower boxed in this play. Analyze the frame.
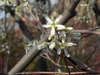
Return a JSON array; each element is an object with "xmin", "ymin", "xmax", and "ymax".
[
  {"xmin": 37, "ymin": 42, "xmax": 47, "ymax": 50},
  {"xmin": 43, "ymin": 14, "xmax": 65, "ymax": 40},
  {"xmin": 25, "ymin": 40, "xmax": 38, "ymax": 53}
]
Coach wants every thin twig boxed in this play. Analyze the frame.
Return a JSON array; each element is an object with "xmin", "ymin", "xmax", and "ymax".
[
  {"xmin": 42, "ymin": 53, "xmax": 66, "ymax": 68},
  {"xmin": 86, "ymin": 61, "xmax": 100, "ymax": 68},
  {"xmin": 67, "ymin": 26, "xmax": 100, "ymax": 37},
  {"xmin": 28, "ymin": 5, "xmax": 46, "ymax": 34},
  {"xmin": 82, "ymin": 26, "xmax": 100, "ymax": 38},
  {"xmin": 4, "ymin": 7, "xmax": 7, "ymax": 32},
  {"xmin": 64, "ymin": 58, "xmax": 70, "ymax": 75},
  {"xmin": 78, "ymin": 50, "xmax": 95, "ymax": 60},
  {"xmin": 2, "ymin": 7, "xmax": 7, "ymax": 73},
  {"xmin": 16, "ymin": 71, "xmax": 100, "ymax": 75},
  {"xmin": 71, "ymin": 30, "xmax": 100, "ymax": 35},
  {"xmin": 4, "ymin": 16, "xmax": 15, "ymax": 73}
]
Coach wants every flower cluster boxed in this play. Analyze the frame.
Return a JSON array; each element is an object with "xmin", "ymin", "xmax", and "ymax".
[
  {"xmin": 37, "ymin": 15, "xmax": 78, "ymax": 57},
  {"xmin": 25, "ymin": 15, "xmax": 81, "ymax": 58}
]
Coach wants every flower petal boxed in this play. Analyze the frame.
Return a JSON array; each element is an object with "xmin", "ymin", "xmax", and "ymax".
[
  {"xmin": 80, "ymin": 4, "xmax": 85, "ymax": 6},
  {"xmin": 38, "ymin": 42, "xmax": 47, "ymax": 50},
  {"xmin": 57, "ymin": 25, "xmax": 65, "ymax": 30},
  {"xmin": 66, "ymin": 27, "xmax": 73, "ymax": 30},
  {"xmin": 43, "ymin": 14, "xmax": 52, "ymax": 23},
  {"xmin": 0, "ymin": 1, "xmax": 6, "ymax": 5},
  {"xmin": 57, "ymin": 48, "xmax": 61, "ymax": 55},
  {"xmin": 48, "ymin": 28, "xmax": 55, "ymax": 40},
  {"xmin": 67, "ymin": 42, "xmax": 76, "ymax": 46},
  {"xmin": 49, "ymin": 41, "xmax": 55, "ymax": 49},
  {"xmin": 64, "ymin": 49, "xmax": 70, "ymax": 57},
  {"xmin": 43, "ymin": 25, "xmax": 51, "ymax": 28},
  {"xmin": 51, "ymin": 27, "xmax": 55, "ymax": 35},
  {"xmin": 48, "ymin": 35, "xmax": 53, "ymax": 40},
  {"xmin": 55, "ymin": 15, "xmax": 62, "ymax": 23}
]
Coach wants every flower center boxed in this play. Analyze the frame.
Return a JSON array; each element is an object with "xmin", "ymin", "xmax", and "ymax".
[
  {"xmin": 51, "ymin": 22, "xmax": 56, "ymax": 28},
  {"xmin": 60, "ymin": 43, "xmax": 66, "ymax": 49}
]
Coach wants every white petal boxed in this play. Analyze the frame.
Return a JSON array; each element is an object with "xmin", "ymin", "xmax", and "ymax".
[
  {"xmin": 62, "ymin": 39, "xmax": 65, "ymax": 43},
  {"xmin": 43, "ymin": 14, "xmax": 52, "ymax": 23},
  {"xmin": 55, "ymin": 15, "xmax": 62, "ymax": 23},
  {"xmin": 48, "ymin": 35, "xmax": 53, "ymax": 40},
  {"xmin": 67, "ymin": 42, "xmax": 76, "ymax": 46},
  {"xmin": 38, "ymin": 42, "xmax": 46, "ymax": 50},
  {"xmin": 57, "ymin": 48, "xmax": 61, "ymax": 55},
  {"xmin": 43, "ymin": 25, "xmax": 51, "ymax": 28},
  {"xmin": 49, "ymin": 42, "xmax": 55, "ymax": 49},
  {"xmin": 57, "ymin": 25, "xmax": 65, "ymax": 30},
  {"xmin": 48, "ymin": 28, "xmax": 55, "ymax": 40},
  {"xmin": 0, "ymin": 1, "xmax": 6, "ymax": 5},
  {"xmin": 66, "ymin": 27, "xmax": 73, "ymax": 30},
  {"xmin": 64, "ymin": 49, "xmax": 70, "ymax": 57},
  {"xmin": 80, "ymin": 4, "xmax": 86, "ymax": 6},
  {"xmin": 51, "ymin": 27, "xmax": 55, "ymax": 35}
]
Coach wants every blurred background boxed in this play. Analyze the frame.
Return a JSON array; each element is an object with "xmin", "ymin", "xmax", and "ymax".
[{"xmin": 0, "ymin": 0, "xmax": 100, "ymax": 74}]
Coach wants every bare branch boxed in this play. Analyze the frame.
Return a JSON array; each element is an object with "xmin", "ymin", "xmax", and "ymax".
[
  {"xmin": 71, "ymin": 30, "xmax": 100, "ymax": 35},
  {"xmin": 42, "ymin": 53, "xmax": 66, "ymax": 68},
  {"xmin": 16, "ymin": 71, "xmax": 100, "ymax": 75}
]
